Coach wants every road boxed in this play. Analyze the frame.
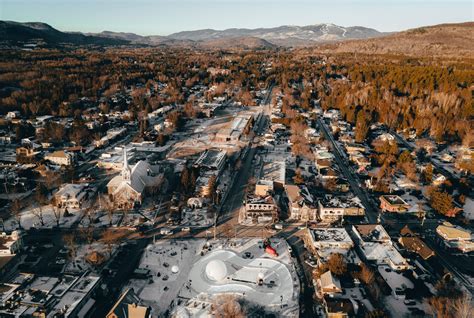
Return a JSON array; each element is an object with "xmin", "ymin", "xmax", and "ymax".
[
  {"xmin": 316, "ymin": 116, "xmax": 379, "ymax": 223},
  {"xmin": 316, "ymin": 116, "xmax": 474, "ymax": 294},
  {"xmin": 218, "ymin": 85, "xmax": 273, "ymax": 225}
]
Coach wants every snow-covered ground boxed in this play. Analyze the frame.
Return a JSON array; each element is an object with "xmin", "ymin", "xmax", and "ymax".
[
  {"xmin": 79, "ymin": 210, "xmax": 122, "ymax": 228},
  {"xmin": 3, "ymin": 205, "xmax": 83, "ymax": 231},
  {"xmin": 64, "ymin": 242, "xmax": 117, "ymax": 274},
  {"xmin": 125, "ymin": 238, "xmax": 300, "ymax": 317},
  {"xmin": 181, "ymin": 208, "xmax": 213, "ymax": 227},
  {"xmin": 378, "ymin": 266, "xmax": 430, "ymax": 317},
  {"xmin": 125, "ymin": 239, "xmax": 204, "ymax": 315}
]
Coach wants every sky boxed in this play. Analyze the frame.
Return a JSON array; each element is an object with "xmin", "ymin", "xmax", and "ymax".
[{"xmin": 1, "ymin": 0, "xmax": 472, "ymax": 35}]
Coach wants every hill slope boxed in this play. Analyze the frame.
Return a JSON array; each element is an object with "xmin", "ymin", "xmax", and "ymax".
[
  {"xmin": 318, "ymin": 22, "xmax": 474, "ymax": 57},
  {"xmin": 199, "ymin": 36, "xmax": 276, "ymax": 50},
  {"xmin": 0, "ymin": 21, "xmax": 128, "ymax": 46}
]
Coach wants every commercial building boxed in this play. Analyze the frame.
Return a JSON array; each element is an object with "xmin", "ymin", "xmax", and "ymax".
[
  {"xmin": 243, "ymin": 195, "xmax": 279, "ymax": 224},
  {"xmin": 0, "ymin": 272, "xmax": 100, "ymax": 317},
  {"xmin": 306, "ymin": 228, "xmax": 354, "ymax": 260},
  {"xmin": 215, "ymin": 114, "xmax": 252, "ymax": 143},
  {"xmin": 380, "ymin": 195, "xmax": 410, "ymax": 213},
  {"xmin": 318, "ymin": 195, "xmax": 365, "ymax": 222},
  {"xmin": 436, "ymin": 222, "xmax": 474, "ymax": 253},
  {"xmin": 194, "ymin": 149, "xmax": 227, "ymax": 173},
  {"xmin": 286, "ymin": 185, "xmax": 317, "ymax": 221},
  {"xmin": 45, "ymin": 150, "xmax": 75, "ymax": 166},
  {"xmin": 260, "ymin": 159, "xmax": 286, "ymax": 189},
  {"xmin": 352, "ymin": 224, "xmax": 408, "ymax": 271}
]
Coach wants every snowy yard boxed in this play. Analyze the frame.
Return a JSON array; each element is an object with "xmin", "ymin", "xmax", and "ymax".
[{"xmin": 3, "ymin": 204, "xmax": 83, "ymax": 231}]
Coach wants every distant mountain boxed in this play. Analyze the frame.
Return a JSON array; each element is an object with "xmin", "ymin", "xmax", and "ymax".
[
  {"xmin": 167, "ymin": 23, "xmax": 385, "ymax": 45},
  {"xmin": 0, "ymin": 21, "xmax": 128, "ymax": 46},
  {"xmin": 317, "ymin": 22, "xmax": 474, "ymax": 57},
  {"xmin": 90, "ymin": 31, "xmax": 167, "ymax": 45},
  {"xmin": 88, "ymin": 31, "xmax": 277, "ymax": 49},
  {"xmin": 4, "ymin": 20, "xmax": 470, "ymax": 54},
  {"xmin": 199, "ymin": 36, "xmax": 276, "ymax": 49}
]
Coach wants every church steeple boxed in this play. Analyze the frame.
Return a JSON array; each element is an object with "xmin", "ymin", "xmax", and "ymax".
[{"xmin": 121, "ymin": 148, "xmax": 131, "ymax": 182}]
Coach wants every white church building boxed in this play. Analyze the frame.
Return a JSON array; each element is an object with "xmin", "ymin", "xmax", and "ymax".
[{"xmin": 107, "ymin": 148, "xmax": 163, "ymax": 209}]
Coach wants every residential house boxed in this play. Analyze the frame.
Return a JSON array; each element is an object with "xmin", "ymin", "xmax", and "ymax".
[
  {"xmin": 106, "ymin": 288, "xmax": 151, "ymax": 318},
  {"xmin": 53, "ymin": 183, "xmax": 89, "ymax": 209},
  {"xmin": 323, "ymin": 297, "xmax": 355, "ymax": 318},
  {"xmin": 399, "ymin": 236, "xmax": 435, "ymax": 260},
  {"xmin": 399, "ymin": 226, "xmax": 434, "ymax": 260},
  {"xmin": 45, "ymin": 150, "xmax": 75, "ymax": 166},
  {"xmin": 0, "ymin": 231, "xmax": 22, "ymax": 256},
  {"xmin": 318, "ymin": 271, "xmax": 342, "ymax": 296}
]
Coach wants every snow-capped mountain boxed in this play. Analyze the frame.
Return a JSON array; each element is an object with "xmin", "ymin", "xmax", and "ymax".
[{"xmin": 167, "ymin": 23, "xmax": 385, "ymax": 45}]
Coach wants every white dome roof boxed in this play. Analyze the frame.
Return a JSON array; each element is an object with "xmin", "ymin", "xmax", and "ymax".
[
  {"xmin": 171, "ymin": 265, "xmax": 179, "ymax": 273},
  {"xmin": 205, "ymin": 259, "xmax": 227, "ymax": 281}
]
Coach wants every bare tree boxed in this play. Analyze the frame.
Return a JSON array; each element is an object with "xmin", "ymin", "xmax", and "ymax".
[
  {"xmin": 359, "ymin": 263, "xmax": 375, "ymax": 285},
  {"xmin": 327, "ymin": 253, "xmax": 347, "ymax": 276},
  {"xmin": 33, "ymin": 185, "xmax": 48, "ymax": 226},
  {"xmin": 79, "ymin": 226, "xmax": 95, "ymax": 245},
  {"xmin": 32, "ymin": 206, "xmax": 45, "ymax": 226},
  {"xmin": 101, "ymin": 229, "xmax": 118, "ymax": 257},
  {"xmin": 454, "ymin": 293, "xmax": 473, "ymax": 318},
  {"xmin": 10, "ymin": 199, "xmax": 22, "ymax": 229},
  {"xmin": 101, "ymin": 195, "xmax": 115, "ymax": 226},
  {"xmin": 50, "ymin": 197, "xmax": 61, "ymax": 227},
  {"xmin": 84, "ymin": 205, "xmax": 96, "ymax": 225},
  {"xmin": 213, "ymin": 295, "xmax": 245, "ymax": 318},
  {"xmin": 63, "ymin": 232, "xmax": 78, "ymax": 260}
]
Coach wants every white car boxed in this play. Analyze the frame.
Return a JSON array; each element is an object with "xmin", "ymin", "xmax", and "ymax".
[
  {"xmin": 160, "ymin": 228, "xmax": 173, "ymax": 235},
  {"xmin": 274, "ymin": 223, "xmax": 283, "ymax": 230},
  {"xmin": 181, "ymin": 227, "xmax": 191, "ymax": 232}
]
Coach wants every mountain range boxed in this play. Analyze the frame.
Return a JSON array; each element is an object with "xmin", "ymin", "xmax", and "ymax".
[
  {"xmin": 1, "ymin": 20, "xmax": 472, "ymax": 56},
  {"xmin": 0, "ymin": 21, "xmax": 385, "ymax": 48}
]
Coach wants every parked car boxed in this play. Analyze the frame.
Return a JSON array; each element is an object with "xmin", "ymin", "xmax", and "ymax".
[{"xmin": 160, "ymin": 228, "xmax": 173, "ymax": 235}]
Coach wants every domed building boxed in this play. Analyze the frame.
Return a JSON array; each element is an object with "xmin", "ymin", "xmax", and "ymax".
[{"xmin": 205, "ymin": 259, "xmax": 228, "ymax": 281}]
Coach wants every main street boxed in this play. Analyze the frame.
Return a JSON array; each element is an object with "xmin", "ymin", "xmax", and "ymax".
[{"xmin": 218, "ymin": 85, "xmax": 273, "ymax": 226}]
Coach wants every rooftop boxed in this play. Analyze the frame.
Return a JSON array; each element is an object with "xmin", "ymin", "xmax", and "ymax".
[
  {"xmin": 309, "ymin": 228, "xmax": 353, "ymax": 243},
  {"xmin": 353, "ymin": 224, "xmax": 390, "ymax": 242},
  {"xmin": 380, "ymin": 195, "xmax": 409, "ymax": 206}
]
